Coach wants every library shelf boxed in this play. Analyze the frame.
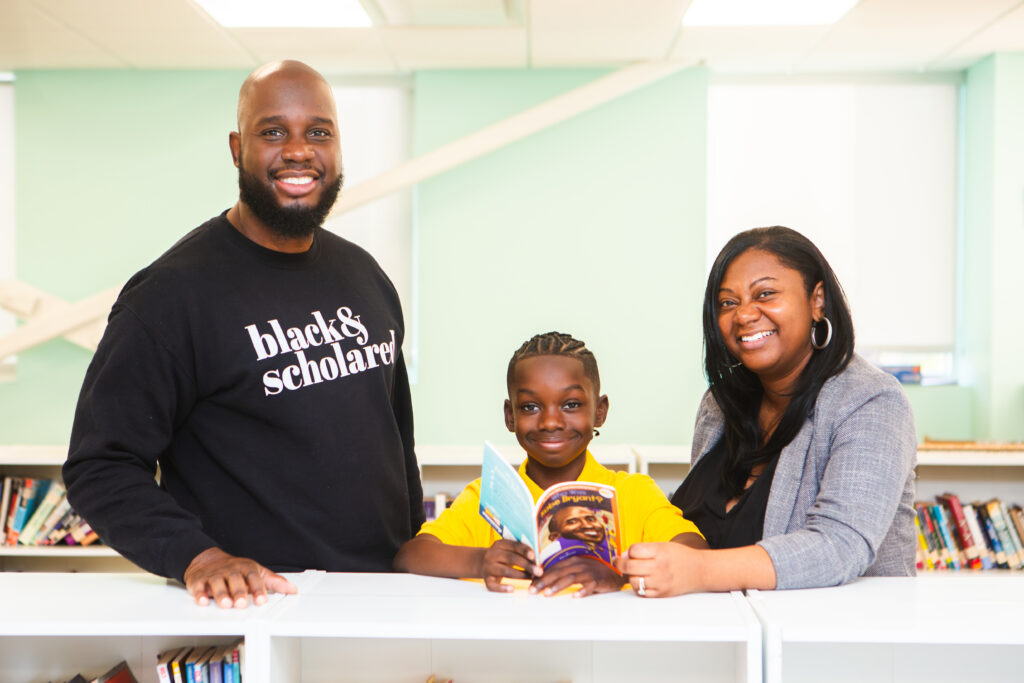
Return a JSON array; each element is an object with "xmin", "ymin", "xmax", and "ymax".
[
  {"xmin": 747, "ymin": 573, "xmax": 1024, "ymax": 683},
  {"xmin": 0, "ymin": 571, "xmax": 761, "ymax": 683}
]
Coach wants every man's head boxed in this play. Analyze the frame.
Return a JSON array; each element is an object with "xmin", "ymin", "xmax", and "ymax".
[
  {"xmin": 230, "ymin": 60, "xmax": 343, "ymax": 240},
  {"xmin": 548, "ymin": 505, "xmax": 606, "ymax": 544}
]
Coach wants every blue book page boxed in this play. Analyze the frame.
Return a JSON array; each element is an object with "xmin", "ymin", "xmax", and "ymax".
[{"xmin": 478, "ymin": 441, "xmax": 539, "ymax": 551}]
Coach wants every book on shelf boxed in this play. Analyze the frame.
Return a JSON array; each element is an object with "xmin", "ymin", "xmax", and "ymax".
[
  {"xmin": 961, "ymin": 503, "xmax": 995, "ymax": 569},
  {"xmin": 94, "ymin": 660, "xmax": 139, "ymax": 683},
  {"xmin": 912, "ymin": 511, "xmax": 933, "ymax": 570},
  {"xmin": 170, "ymin": 647, "xmax": 192, "ymax": 683},
  {"xmin": 0, "ymin": 475, "xmax": 14, "ymax": 533},
  {"xmin": 929, "ymin": 503, "xmax": 962, "ymax": 569},
  {"xmin": 477, "ymin": 441, "xmax": 621, "ymax": 572},
  {"xmin": 17, "ymin": 480, "xmax": 65, "ymax": 545},
  {"xmin": 1010, "ymin": 505, "xmax": 1024, "ymax": 553},
  {"xmin": 156, "ymin": 647, "xmax": 187, "ymax": 683},
  {"xmin": 973, "ymin": 503, "xmax": 1010, "ymax": 569},
  {"xmin": 985, "ymin": 499, "xmax": 1023, "ymax": 569},
  {"xmin": 935, "ymin": 493, "xmax": 984, "ymax": 569},
  {"xmin": 4, "ymin": 476, "xmax": 41, "ymax": 544}
]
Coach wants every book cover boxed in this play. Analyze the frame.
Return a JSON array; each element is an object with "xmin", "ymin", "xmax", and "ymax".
[
  {"xmin": 3, "ymin": 477, "xmax": 25, "ymax": 545},
  {"xmin": 94, "ymin": 660, "xmax": 139, "ymax": 683},
  {"xmin": 936, "ymin": 493, "xmax": 983, "ymax": 569},
  {"xmin": 30, "ymin": 495, "xmax": 72, "ymax": 546},
  {"xmin": 156, "ymin": 647, "xmax": 185, "ymax": 683},
  {"xmin": 986, "ymin": 499, "xmax": 1023, "ymax": 569},
  {"xmin": 915, "ymin": 503, "xmax": 945, "ymax": 569},
  {"xmin": 973, "ymin": 503, "xmax": 1009, "ymax": 569},
  {"xmin": 6, "ymin": 477, "xmax": 45, "ymax": 545},
  {"xmin": 18, "ymin": 480, "xmax": 65, "ymax": 546},
  {"xmin": 0, "ymin": 476, "xmax": 13, "ymax": 536},
  {"xmin": 45, "ymin": 510, "xmax": 81, "ymax": 545},
  {"xmin": 996, "ymin": 499, "xmax": 1024, "ymax": 567},
  {"xmin": 171, "ymin": 647, "xmax": 192, "ymax": 683},
  {"xmin": 962, "ymin": 503, "xmax": 995, "ymax": 569},
  {"xmin": 478, "ymin": 441, "xmax": 621, "ymax": 572},
  {"xmin": 1009, "ymin": 505, "xmax": 1024, "ymax": 557},
  {"xmin": 930, "ymin": 503, "xmax": 963, "ymax": 569}
]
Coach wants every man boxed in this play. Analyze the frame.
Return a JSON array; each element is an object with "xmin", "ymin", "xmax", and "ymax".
[
  {"xmin": 548, "ymin": 505, "xmax": 607, "ymax": 547},
  {"xmin": 64, "ymin": 60, "xmax": 423, "ymax": 609}
]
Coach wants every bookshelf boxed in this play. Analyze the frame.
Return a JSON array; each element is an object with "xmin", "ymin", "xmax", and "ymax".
[
  {"xmin": 0, "ymin": 446, "xmax": 139, "ymax": 571},
  {"xmin": 748, "ymin": 574, "xmax": 1024, "ymax": 683},
  {"xmin": 0, "ymin": 571, "xmax": 761, "ymax": 683}
]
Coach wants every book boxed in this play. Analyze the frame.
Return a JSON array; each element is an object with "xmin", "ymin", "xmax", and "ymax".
[
  {"xmin": 156, "ymin": 647, "xmax": 186, "ymax": 683},
  {"xmin": 928, "ymin": 503, "xmax": 962, "ymax": 569},
  {"xmin": 962, "ymin": 503, "xmax": 995, "ymax": 569},
  {"xmin": 986, "ymin": 499, "xmax": 1023, "ymax": 569},
  {"xmin": 187, "ymin": 646, "xmax": 216, "ymax": 683},
  {"xmin": 0, "ymin": 476, "xmax": 13, "ymax": 536},
  {"xmin": 18, "ymin": 480, "xmax": 65, "ymax": 545},
  {"xmin": 5, "ymin": 477, "xmax": 41, "ymax": 545},
  {"xmin": 170, "ymin": 647, "xmax": 192, "ymax": 683},
  {"xmin": 31, "ymin": 495, "xmax": 72, "ymax": 546},
  {"xmin": 44, "ymin": 510, "xmax": 81, "ymax": 545},
  {"xmin": 477, "ymin": 441, "xmax": 621, "ymax": 571},
  {"xmin": 996, "ymin": 499, "xmax": 1024, "ymax": 566},
  {"xmin": 3, "ymin": 477, "xmax": 26, "ymax": 545},
  {"xmin": 232, "ymin": 640, "xmax": 243, "ymax": 683},
  {"xmin": 973, "ymin": 503, "xmax": 1010, "ymax": 569},
  {"xmin": 1010, "ymin": 505, "xmax": 1024, "ymax": 556},
  {"xmin": 915, "ymin": 503, "xmax": 945, "ymax": 570},
  {"xmin": 94, "ymin": 660, "xmax": 139, "ymax": 683},
  {"xmin": 912, "ymin": 511, "xmax": 932, "ymax": 570},
  {"xmin": 936, "ymin": 493, "xmax": 983, "ymax": 569}
]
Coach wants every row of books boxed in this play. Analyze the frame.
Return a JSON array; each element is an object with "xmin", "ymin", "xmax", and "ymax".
[
  {"xmin": 0, "ymin": 476, "xmax": 99, "ymax": 547},
  {"xmin": 156, "ymin": 640, "xmax": 244, "ymax": 683},
  {"xmin": 915, "ymin": 493, "xmax": 1024, "ymax": 570}
]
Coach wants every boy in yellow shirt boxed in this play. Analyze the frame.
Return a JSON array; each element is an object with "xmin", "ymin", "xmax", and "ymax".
[{"xmin": 394, "ymin": 331, "xmax": 705, "ymax": 597}]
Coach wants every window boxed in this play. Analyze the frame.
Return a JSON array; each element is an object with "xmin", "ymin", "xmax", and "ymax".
[{"xmin": 706, "ymin": 78, "xmax": 959, "ymax": 383}]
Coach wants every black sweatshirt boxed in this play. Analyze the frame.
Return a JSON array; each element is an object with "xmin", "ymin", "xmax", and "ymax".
[{"xmin": 64, "ymin": 214, "xmax": 424, "ymax": 582}]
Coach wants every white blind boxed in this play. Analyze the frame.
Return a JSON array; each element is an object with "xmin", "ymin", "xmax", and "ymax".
[
  {"xmin": 324, "ymin": 83, "xmax": 414, "ymax": 366},
  {"xmin": 706, "ymin": 81, "xmax": 958, "ymax": 351}
]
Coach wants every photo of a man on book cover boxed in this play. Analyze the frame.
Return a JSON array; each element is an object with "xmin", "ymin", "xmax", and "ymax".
[{"xmin": 537, "ymin": 486, "xmax": 619, "ymax": 570}]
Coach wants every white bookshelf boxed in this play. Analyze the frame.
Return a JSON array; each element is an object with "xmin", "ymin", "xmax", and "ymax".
[
  {"xmin": 0, "ymin": 571, "xmax": 761, "ymax": 683},
  {"xmin": 0, "ymin": 445, "xmax": 138, "ymax": 571},
  {"xmin": 748, "ymin": 574, "xmax": 1024, "ymax": 683}
]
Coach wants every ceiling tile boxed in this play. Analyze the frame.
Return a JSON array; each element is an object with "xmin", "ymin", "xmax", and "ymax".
[
  {"xmin": 0, "ymin": 0, "xmax": 126, "ymax": 69},
  {"xmin": 530, "ymin": 0, "xmax": 690, "ymax": 66},
  {"xmin": 31, "ymin": 0, "xmax": 255, "ymax": 68},
  {"xmin": 380, "ymin": 27, "xmax": 527, "ymax": 69},
  {"xmin": 230, "ymin": 28, "xmax": 399, "ymax": 74},
  {"xmin": 936, "ymin": 3, "xmax": 1024, "ymax": 70},
  {"xmin": 671, "ymin": 26, "xmax": 833, "ymax": 73}
]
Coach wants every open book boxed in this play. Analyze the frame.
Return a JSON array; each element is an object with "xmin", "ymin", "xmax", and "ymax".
[{"xmin": 478, "ymin": 441, "xmax": 621, "ymax": 570}]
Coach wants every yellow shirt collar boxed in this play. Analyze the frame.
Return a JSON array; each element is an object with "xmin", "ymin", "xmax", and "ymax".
[{"xmin": 517, "ymin": 450, "xmax": 605, "ymax": 502}]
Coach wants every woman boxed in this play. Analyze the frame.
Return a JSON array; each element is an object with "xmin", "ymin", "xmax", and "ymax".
[{"xmin": 618, "ymin": 226, "xmax": 916, "ymax": 596}]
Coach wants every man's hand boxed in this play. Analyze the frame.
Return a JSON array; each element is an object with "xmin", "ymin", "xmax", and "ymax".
[
  {"xmin": 184, "ymin": 547, "xmax": 297, "ymax": 608},
  {"xmin": 530, "ymin": 556, "xmax": 625, "ymax": 597},
  {"xmin": 480, "ymin": 539, "xmax": 542, "ymax": 592}
]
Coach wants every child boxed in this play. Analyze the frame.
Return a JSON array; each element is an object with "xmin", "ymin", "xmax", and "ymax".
[{"xmin": 394, "ymin": 331, "xmax": 706, "ymax": 597}]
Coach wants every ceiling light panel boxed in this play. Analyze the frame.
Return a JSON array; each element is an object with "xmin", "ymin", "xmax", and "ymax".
[{"xmin": 195, "ymin": 0, "xmax": 373, "ymax": 28}]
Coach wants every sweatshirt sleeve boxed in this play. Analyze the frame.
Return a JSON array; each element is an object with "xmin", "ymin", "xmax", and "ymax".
[
  {"xmin": 63, "ymin": 303, "xmax": 218, "ymax": 583},
  {"xmin": 757, "ymin": 382, "xmax": 917, "ymax": 589}
]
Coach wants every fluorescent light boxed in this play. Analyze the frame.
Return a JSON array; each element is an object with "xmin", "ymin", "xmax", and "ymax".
[
  {"xmin": 683, "ymin": 0, "xmax": 859, "ymax": 26},
  {"xmin": 195, "ymin": 0, "xmax": 372, "ymax": 28}
]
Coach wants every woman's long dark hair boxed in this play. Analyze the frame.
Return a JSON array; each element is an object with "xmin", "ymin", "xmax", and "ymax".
[{"xmin": 703, "ymin": 227, "xmax": 855, "ymax": 498}]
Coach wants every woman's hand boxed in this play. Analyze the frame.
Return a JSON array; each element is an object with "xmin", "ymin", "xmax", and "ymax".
[
  {"xmin": 480, "ymin": 539, "xmax": 541, "ymax": 592},
  {"xmin": 617, "ymin": 542, "xmax": 701, "ymax": 598},
  {"xmin": 530, "ymin": 556, "xmax": 626, "ymax": 597}
]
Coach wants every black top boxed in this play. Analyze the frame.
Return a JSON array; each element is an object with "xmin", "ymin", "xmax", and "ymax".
[
  {"xmin": 65, "ymin": 213, "xmax": 424, "ymax": 582},
  {"xmin": 670, "ymin": 439, "xmax": 778, "ymax": 549}
]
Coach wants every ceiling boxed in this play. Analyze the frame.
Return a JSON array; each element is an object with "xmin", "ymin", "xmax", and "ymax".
[{"xmin": 2, "ymin": 0, "xmax": 1024, "ymax": 75}]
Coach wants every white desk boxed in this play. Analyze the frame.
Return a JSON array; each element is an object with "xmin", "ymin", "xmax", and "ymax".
[
  {"xmin": 748, "ymin": 574, "xmax": 1024, "ymax": 683},
  {"xmin": 0, "ymin": 572, "xmax": 761, "ymax": 683}
]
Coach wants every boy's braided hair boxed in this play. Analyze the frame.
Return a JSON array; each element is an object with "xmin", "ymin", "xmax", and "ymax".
[{"xmin": 506, "ymin": 331, "xmax": 601, "ymax": 393}]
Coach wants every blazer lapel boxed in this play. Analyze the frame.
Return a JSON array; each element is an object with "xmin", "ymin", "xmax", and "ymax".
[{"xmin": 763, "ymin": 417, "xmax": 814, "ymax": 536}]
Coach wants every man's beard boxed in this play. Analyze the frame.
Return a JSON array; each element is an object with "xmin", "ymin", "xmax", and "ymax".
[{"xmin": 237, "ymin": 160, "xmax": 343, "ymax": 240}]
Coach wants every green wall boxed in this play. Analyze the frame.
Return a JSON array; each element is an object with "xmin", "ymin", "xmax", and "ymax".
[
  {"xmin": 961, "ymin": 53, "xmax": 1024, "ymax": 440},
  {"xmin": 3, "ymin": 60, "xmax": 1022, "ymax": 447},
  {"xmin": 1, "ymin": 70, "xmax": 244, "ymax": 443},
  {"xmin": 410, "ymin": 69, "xmax": 709, "ymax": 447}
]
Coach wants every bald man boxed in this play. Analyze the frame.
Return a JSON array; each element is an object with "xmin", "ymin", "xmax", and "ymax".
[{"xmin": 65, "ymin": 61, "xmax": 424, "ymax": 608}]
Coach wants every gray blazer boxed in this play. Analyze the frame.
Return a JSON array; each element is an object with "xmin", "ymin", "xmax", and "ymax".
[{"xmin": 690, "ymin": 355, "xmax": 917, "ymax": 589}]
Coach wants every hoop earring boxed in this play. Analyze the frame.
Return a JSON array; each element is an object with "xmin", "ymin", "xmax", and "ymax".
[
  {"xmin": 593, "ymin": 429, "xmax": 600, "ymax": 437},
  {"xmin": 811, "ymin": 316, "xmax": 833, "ymax": 350}
]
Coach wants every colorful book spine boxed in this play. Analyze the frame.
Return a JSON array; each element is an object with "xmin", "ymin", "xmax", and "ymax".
[
  {"xmin": 986, "ymin": 500, "xmax": 1023, "ymax": 569},
  {"xmin": 974, "ymin": 503, "xmax": 1009, "ymax": 569},
  {"xmin": 930, "ymin": 503, "xmax": 962, "ymax": 570},
  {"xmin": 936, "ymin": 493, "xmax": 983, "ymax": 569},
  {"xmin": 17, "ymin": 481, "xmax": 65, "ymax": 545},
  {"xmin": 962, "ymin": 503, "xmax": 995, "ymax": 569}
]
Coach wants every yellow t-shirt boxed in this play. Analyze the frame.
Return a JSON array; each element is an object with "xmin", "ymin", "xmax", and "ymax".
[{"xmin": 418, "ymin": 450, "xmax": 701, "ymax": 550}]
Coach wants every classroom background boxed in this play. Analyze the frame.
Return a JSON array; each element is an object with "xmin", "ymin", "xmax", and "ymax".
[{"xmin": 1, "ymin": 0, "xmax": 1023, "ymax": 452}]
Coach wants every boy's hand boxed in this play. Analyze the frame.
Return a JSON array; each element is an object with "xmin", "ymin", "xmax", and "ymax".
[
  {"xmin": 480, "ymin": 539, "xmax": 542, "ymax": 592},
  {"xmin": 530, "ymin": 556, "xmax": 625, "ymax": 597}
]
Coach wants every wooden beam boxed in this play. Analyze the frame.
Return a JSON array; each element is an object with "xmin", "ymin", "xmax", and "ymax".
[
  {"xmin": 0, "ymin": 285, "xmax": 120, "ymax": 359},
  {"xmin": 0, "ymin": 280, "xmax": 109, "ymax": 351},
  {"xmin": 329, "ymin": 60, "xmax": 690, "ymax": 217}
]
